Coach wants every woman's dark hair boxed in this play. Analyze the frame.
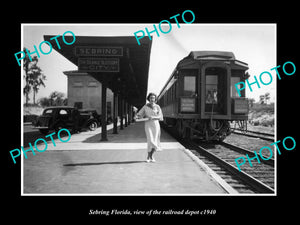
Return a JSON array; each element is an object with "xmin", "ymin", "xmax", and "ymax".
[{"xmin": 147, "ymin": 92, "xmax": 157, "ymax": 101}]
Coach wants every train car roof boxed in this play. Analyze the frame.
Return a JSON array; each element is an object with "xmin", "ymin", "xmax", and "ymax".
[
  {"xmin": 178, "ymin": 51, "xmax": 248, "ymax": 69},
  {"xmin": 158, "ymin": 51, "xmax": 248, "ymax": 99},
  {"xmin": 189, "ymin": 51, "xmax": 235, "ymax": 60}
]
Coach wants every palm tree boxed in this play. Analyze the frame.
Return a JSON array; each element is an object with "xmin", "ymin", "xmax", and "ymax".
[
  {"xmin": 23, "ymin": 48, "xmax": 34, "ymax": 106},
  {"xmin": 28, "ymin": 63, "xmax": 46, "ymax": 104},
  {"xmin": 23, "ymin": 48, "xmax": 46, "ymax": 105},
  {"xmin": 264, "ymin": 92, "xmax": 270, "ymax": 105},
  {"xmin": 259, "ymin": 95, "xmax": 265, "ymax": 104}
]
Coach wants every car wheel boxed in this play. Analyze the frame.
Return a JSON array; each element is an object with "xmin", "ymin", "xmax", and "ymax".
[{"xmin": 88, "ymin": 121, "xmax": 98, "ymax": 131}]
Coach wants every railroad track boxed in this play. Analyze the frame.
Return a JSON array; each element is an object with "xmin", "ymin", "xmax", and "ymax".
[
  {"xmin": 232, "ymin": 129, "xmax": 275, "ymax": 142},
  {"xmin": 162, "ymin": 124, "xmax": 275, "ymax": 194},
  {"xmin": 193, "ymin": 141, "xmax": 275, "ymax": 193}
]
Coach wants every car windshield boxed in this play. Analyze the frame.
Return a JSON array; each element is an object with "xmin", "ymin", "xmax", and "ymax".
[{"xmin": 43, "ymin": 109, "xmax": 54, "ymax": 116}]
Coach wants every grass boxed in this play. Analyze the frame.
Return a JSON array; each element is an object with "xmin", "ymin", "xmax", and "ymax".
[{"xmin": 248, "ymin": 103, "xmax": 274, "ymax": 127}]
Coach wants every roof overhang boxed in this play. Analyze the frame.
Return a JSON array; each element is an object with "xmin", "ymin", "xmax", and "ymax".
[{"xmin": 44, "ymin": 35, "xmax": 152, "ymax": 108}]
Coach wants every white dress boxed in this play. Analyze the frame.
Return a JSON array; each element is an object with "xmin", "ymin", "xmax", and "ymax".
[{"xmin": 137, "ymin": 103, "xmax": 163, "ymax": 153}]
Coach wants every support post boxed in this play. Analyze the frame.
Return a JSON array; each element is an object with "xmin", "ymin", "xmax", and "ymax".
[
  {"xmin": 101, "ymin": 79, "xmax": 108, "ymax": 141},
  {"xmin": 120, "ymin": 97, "xmax": 124, "ymax": 130},
  {"xmin": 113, "ymin": 92, "xmax": 118, "ymax": 134},
  {"xmin": 131, "ymin": 105, "xmax": 135, "ymax": 123},
  {"xmin": 125, "ymin": 101, "xmax": 128, "ymax": 127},
  {"xmin": 128, "ymin": 104, "xmax": 131, "ymax": 125}
]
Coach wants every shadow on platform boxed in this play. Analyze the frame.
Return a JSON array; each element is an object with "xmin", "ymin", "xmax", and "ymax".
[{"xmin": 64, "ymin": 160, "xmax": 145, "ymax": 167}]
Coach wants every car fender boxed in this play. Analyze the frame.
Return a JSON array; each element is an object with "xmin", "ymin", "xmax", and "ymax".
[{"xmin": 86, "ymin": 118, "xmax": 97, "ymax": 126}]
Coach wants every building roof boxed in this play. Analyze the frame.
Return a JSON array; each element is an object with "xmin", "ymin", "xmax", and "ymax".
[{"xmin": 43, "ymin": 35, "xmax": 152, "ymax": 108}]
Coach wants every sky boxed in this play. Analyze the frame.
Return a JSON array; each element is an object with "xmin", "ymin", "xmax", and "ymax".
[{"xmin": 22, "ymin": 23, "xmax": 276, "ymax": 104}]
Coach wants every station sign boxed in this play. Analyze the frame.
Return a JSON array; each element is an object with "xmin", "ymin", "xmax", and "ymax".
[
  {"xmin": 78, "ymin": 58, "xmax": 119, "ymax": 72},
  {"xmin": 75, "ymin": 46, "xmax": 123, "ymax": 57}
]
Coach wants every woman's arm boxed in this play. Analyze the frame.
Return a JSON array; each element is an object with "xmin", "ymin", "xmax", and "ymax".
[
  {"xmin": 135, "ymin": 117, "xmax": 149, "ymax": 122},
  {"xmin": 149, "ymin": 115, "xmax": 161, "ymax": 120},
  {"xmin": 150, "ymin": 105, "xmax": 163, "ymax": 121},
  {"xmin": 135, "ymin": 105, "xmax": 149, "ymax": 122},
  {"xmin": 136, "ymin": 106, "xmax": 145, "ymax": 119}
]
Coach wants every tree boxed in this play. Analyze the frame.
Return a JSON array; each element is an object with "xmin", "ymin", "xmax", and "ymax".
[
  {"xmin": 264, "ymin": 92, "xmax": 270, "ymax": 105},
  {"xmin": 23, "ymin": 48, "xmax": 35, "ymax": 106},
  {"xmin": 38, "ymin": 97, "xmax": 50, "ymax": 107},
  {"xmin": 23, "ymin": 48, "xmax": 46, "ymax": 105},
  {"xmin": 248, "ymin": 98, "xmax": 255, "ymax": 108},
  {"xmin": 259, "ymin": 95, "xmax": 265, "ymax": 104},
  {"xmin": 28, "ymin": 63, "xmax": 46, "ymax": 104},
  {"xmin": 49, "ymin": 91, "xmax": 66, "ymax": 106},
  {"xmin": 38, "ymin": 91, "xmax": 68, "ymax": 107}
]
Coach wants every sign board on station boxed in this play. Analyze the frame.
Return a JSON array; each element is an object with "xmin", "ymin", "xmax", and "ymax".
[
  {"xmin": 75, "ymin": 46, "xmax": 123, "ymax": 57},
  {"xmin": 78, "ymin": 58, "xmax": 119, "ymax": 72}
]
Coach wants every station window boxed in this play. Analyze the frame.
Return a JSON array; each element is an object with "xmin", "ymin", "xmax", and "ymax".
[
  {"xmin": 73, "ymin": 81, "xmax": 83, "ymax": 87},
  {"xmin": 88, "ymin": 81, "xmax": 98, "ymax": 87},
  {"xmin": 183, "ymin": 76, "xmax": 196, "ymax": 96}
]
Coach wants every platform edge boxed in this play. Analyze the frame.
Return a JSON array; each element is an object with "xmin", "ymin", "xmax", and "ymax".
[{"xmin": 182, "ymin": 148, "xmax": 239, "ymax": 194}]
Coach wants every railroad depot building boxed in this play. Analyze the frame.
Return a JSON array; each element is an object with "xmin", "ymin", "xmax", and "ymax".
[
  {"xmin": 63, "ymin": 70, "xmax": 113, "ymax": 117},
  {"xmin": 43, "ymin": 35, "xmax": 152, "ymax": 141}
]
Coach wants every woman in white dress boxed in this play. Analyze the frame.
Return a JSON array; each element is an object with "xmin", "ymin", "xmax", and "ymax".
[{"xmin": 136, "ymin": 93, "xmax": 163, "ymax": 162}]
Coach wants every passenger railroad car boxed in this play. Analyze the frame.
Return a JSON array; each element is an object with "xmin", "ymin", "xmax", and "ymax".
[{"xmin": 157, "ymin": 51, "xmax": 249, "ymax": 141}]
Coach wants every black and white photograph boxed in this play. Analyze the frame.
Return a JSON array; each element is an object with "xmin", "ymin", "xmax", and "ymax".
[
  {"xmin": 20, "ymin": 23, "xmax": 277, "ymax": 196},
  {"xmin": 4, "ymin": 5, "xmax": 298, "ymax": 222}
]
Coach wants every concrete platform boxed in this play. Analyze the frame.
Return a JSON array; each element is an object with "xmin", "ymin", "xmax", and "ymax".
[{"xmin": 23, "ymin": 122, "xmax": 232, "ymax": 195}]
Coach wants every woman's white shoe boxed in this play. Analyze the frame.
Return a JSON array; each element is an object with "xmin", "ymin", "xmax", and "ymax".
[{"xmin": 150, "ymin": 157, "xmax": 156, "ymax": 162}]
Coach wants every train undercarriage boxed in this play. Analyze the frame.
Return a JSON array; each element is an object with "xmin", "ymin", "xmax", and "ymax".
[{"xmin": 167, "ymin": 118, "xmax": 238, "ymax": 141}]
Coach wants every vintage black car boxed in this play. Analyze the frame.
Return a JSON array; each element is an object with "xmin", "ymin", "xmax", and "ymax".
[
  {"xmin": 33, "ymin": 106, "xmax": 99, "ymax": 134},
  {"xmin": 79, "ymin": 109, "xmax": 113, "ymax": 125},
  {"xmin": 78, "ymin": 109, "xmax": 101, "ymax": 126}
]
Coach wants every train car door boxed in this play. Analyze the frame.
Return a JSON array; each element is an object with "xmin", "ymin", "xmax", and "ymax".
[
  {"xmin": 203, "ymin": 66, "xmax": 228, "ymax": 116},
  {"xmin": 179, "ymin": 69, "xmax": 198, "ymax": 113}
]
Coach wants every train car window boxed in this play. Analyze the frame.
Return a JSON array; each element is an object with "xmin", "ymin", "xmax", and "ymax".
[
  {"xmin": 183, "ymin": 76, "xmax": 196, "ymax": 96},
  {"xmin": 172, "ymin": 85, "xmax": 174, "ymax": 102},
  {"xmin": 231, "ymin": 77, "xmax": 241, "ymax": 97},
  {"xmin": 170, "ymin": 86, "xmax": 172, "ymax": 102},
  {"xmin": 173, "ymin": 85, "xmax": 175, "ymax": 101},
  {"xmin": 205, "ymin": 75, "xmax": 218, "ymax": 103},
  {"xmin": 167, "ymin": 89, "xmax": 169, "ymax": 104},
  {"xmin": 171, "ymin": 84, "xmax": 175, "ymax": 102}
]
